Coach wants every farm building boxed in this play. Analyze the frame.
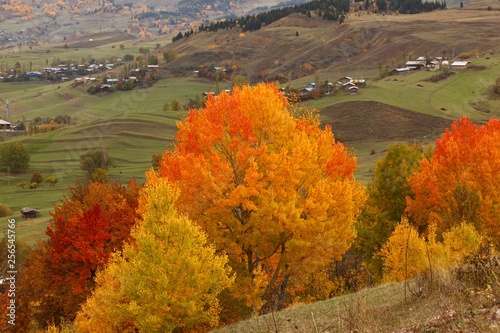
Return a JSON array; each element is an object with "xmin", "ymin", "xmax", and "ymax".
[
  {"xmin": 405, "ymin": 61, "xmax": 425, "ymax": 70},
  {"xmin": 349, "ymin": 86, "xmax": 358, "ymax": 95},
  {"xmin": 391, "ymin": 67, "xmax": 412, "ymax": 75},
  {"xmin": 0, "ymin": 119, "xmax": 11, "ymax": 129},
  {"xmin": 451, "ymin": 61, "xmax": 471, "ymax": 69},
  {"xmin": 21, "ymin": 207, "xmax": 39, "ymax": 219}
]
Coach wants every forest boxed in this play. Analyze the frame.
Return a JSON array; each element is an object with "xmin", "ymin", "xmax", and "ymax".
[{"xmin": 1, "ymin": 83, "xmax": 499, "ymax": 332}]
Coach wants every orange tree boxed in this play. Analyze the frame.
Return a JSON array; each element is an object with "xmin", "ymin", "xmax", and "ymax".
[
  {"xmin": 407, "ymin": 117, "xmax": 500, "ymax": 240},
  {"xmin": 159, "ymin": 83, "xmax": 365, "ymax": 314}
]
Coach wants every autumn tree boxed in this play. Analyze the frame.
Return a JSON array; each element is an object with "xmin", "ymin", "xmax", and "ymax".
[
  {"xmin": 407, "ymin": 117, "xmax": 500, "ymax": 242},
  {"xmin": 16, "ymin": 180, "xmax": 141, "ymax": 330},
  {"xmin": 75, "ymin": 171, "xmax": 234, "ymax": 332},
  {"xmin": 159, "ymin": 83, "xmax": 365, "ymax": 314},
  {"xmin": 355, "ymin": 143, "xmax": 432, "ymax": 279},
  {"xmin": 31, "ymin": 171, "xmax": 43, "ymax": 185},
  {"xmin": 381, "ymin": 219, "xmax": 482, "ymax": 283},
  {"xmin": 79, "ymin": 148, "xmax": 111, "ymax": 178},
  {"xmin": 0, "ymin": 141, "xmax": 30, "ymax": 173}
]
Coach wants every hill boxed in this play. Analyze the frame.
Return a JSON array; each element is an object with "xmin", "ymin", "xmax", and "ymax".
[
  {"xmin": 0, "ymin": 0, "xmax": 309, "ymax": 44},
  {"xmin": 161, "ymin": 8, "xmax": 500, "ymax": 82}
]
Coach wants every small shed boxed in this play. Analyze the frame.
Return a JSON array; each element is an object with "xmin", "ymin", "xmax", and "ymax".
[
  {"xmin": 21, "ymin": 207, "xmax": 39, "ymax": 219},
  {"xmin": 348, "ymin": 86, "xmax": 359, "ymax": 95},
  {"xmin": 405, "ymin": 61, "xmax": 425, "ymax": 70},
  {"xmin": 391, "ymin": 67, "xmax": 411, "ymax": 75},
  {"xmin": 0, "ymin": 119, "xmax": 11, "ymax": 130},
  {"xmin": 451, "ymin": 61, "xmax": 471, "ymax": 69}
]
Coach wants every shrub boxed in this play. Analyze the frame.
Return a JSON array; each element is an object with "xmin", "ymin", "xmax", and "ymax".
[
  {"xmin": 46, "ymin": 176, "xmax": 57, "ymax": 187},
  {"xmin": 17, "ymin": 181, "xmax": 27, "ymax": 189},
  {"xmin": 29, "ymin": 182, "xmax": 38, "ymax": 189},
  {"xmin": 31, "ymin": 171, "xmax": 43, "ymax": 184},
  {"xmin": 0, "ymin": 204, "xmax": 12, "ymax": 217}
]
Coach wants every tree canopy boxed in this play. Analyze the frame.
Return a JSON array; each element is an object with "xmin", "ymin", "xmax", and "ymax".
[
  {"xmin": 75, "ymin": 171, "xmax": 234, "ymax": 332},
  {"xmin": 407, "ymin": 117, "xmax": 500, "ymax": 242},
  {"xmin": 159, "ymin": 83, "xmax": 365, "ymax": 313},
  {"xmin": 0, "ymin": 141, "xmax": 30, "ymax": 173}
]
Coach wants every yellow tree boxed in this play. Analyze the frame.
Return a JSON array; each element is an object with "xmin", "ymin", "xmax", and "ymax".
[
  {"xmin": 75, "ymin": 171, "xmax": 234, "ymax": 332},
  {"xmin": 159, "ymin": 83, "xmax": 365, "ymax": 313}
]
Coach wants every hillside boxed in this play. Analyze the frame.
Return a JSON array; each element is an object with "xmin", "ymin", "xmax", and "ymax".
[
  {"xmin": 0, "ymin": 0, "xmax": 309, "ymax": 44},
  {"xmin": 162, "ymin": 8, "xmax": 500, "ymax": 81}
]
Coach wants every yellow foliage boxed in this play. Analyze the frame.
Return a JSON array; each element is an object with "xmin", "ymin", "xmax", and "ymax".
[
  {"xmin": 443, "ymin": 222, "xmax": 482, "ymax": 265},
  {"xmin": 380, "ymin": 218, "xmax": 428, "ymax": 283},
  {"xmin": 382, "ymin": 219, "xmax": 484, "ymax": 283},
  {"xmin": 75, "ymin": 172, "xmax": 234, "ymax": 332}
]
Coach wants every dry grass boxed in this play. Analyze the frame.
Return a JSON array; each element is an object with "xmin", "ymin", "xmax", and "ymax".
[{"xmin": 214, "ymin": 251, "xmax": 500, "ymax": 333}]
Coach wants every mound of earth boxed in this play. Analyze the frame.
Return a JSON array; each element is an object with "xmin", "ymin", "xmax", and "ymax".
[
  {"xmin": 320, "ymin": 101, "xmax": 453, "ymax": 143},
  {"xmin": 424, "ymin": 71, "xmax": 456, "ymax": 83}
]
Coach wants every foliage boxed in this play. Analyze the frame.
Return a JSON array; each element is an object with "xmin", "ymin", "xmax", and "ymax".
[
  {"xmin": 79, "ymin": 149, "xmax": 112, "ymax": 178},
  {"xmin": 356, "ymin": 143, "xmax": 432, "ymax": 279},
  {"xmin": 159, "ymin": 83, "xmax": 365, "ymax": 315},
  {"xmin": 16, "ymin": 181, "xmax": 27, "ymax": 189},
  {"xmin": 0, "ymin": 203, "xmax": 12, "ymax": 217},
  {"xmin": 163, "ymin": 50, "xmax": 178, "ymax": 63},
  {"xmin": 46, "ymin": 176, "xmax": 57, "ymax": 186},
  {"xmin": 381, "ymin": 219, "xmax": 484, "ymax": 283},
  {"xmin": 380, "ymin": 218, "xmax": 428, "ymax": 283},
  {"xmin": 407, "ymin": 117, "xmax": 500, "ymax": 243},
  {"xmin": 75, "ymin": 171, "xmax": 234, "ymax": 332},
  {"xmin": 0, "ymin": 141, "xmax": 30, "ymax": 173},
  {"xmin": 91, "ymin": 168, "xmax": 109, "ymax": 182},
  {"xmin": 123, "ymin": 53, "xmax": 134, "ymax": 62},
  {"xmin": 29, "ymin": 182, "xmax": 38, "ymax": 189},
  {"xmin": 17, "ymin": 180, "xmax": 141, "ymax": 329},
  {"xmin": 31, "ymin": 171, "xmax": 43, "ymax": 184},
  {"xmin": 151, "ymin": 153, "xmax": 162, "ymax": 170}
]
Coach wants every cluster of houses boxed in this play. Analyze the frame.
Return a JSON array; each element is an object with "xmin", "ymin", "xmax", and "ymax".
[
  {"xmin": 390, "ymin": 56, "xmax": 471, "ymax": 75},
  {"xmin": 0, "ymin": 61, "xmax": 126, "ymax": 82},
  {"xmin": 299, "ymin": 77, "xmax": 367, "ymax": 98}
]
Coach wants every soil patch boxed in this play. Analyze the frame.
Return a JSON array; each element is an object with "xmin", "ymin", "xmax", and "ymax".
[
  {"xmin": 320, "ymin": 101, "xmax": 453, "ymax": 143},
  {"xmin": 424, "ymin": 71, "xmax": 456, "ymax": 83}
]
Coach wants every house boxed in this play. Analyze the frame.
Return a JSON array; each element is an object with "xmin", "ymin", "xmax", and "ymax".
[
  {"xmin": 348, "ymin": 86, "xmax": 359, "ymax": 95},
  {"xmin": 320, "ymin": 82, "xmax": 335, "ymax": 94},
  {"xmin": 391, "ymin": 67, "xmax": 412, "ymax": 75},
  {"xmin": 405, "ymin": 61, "xmax": 425, "ymax": 70},
  {"xmin": 342, "ymin": 82, "xmax": 356, "ymax": 91},
  {"xmin": 451, "ymin": 61, "xmax": 471, "ymax": 69},
  {"xmin": 0, "ymin": 119, "xmax": 11, "ymax": 130},
  {"xmin": 339, "ymin": 76, "xmax": 353, "ymax": 84},
  {"xmin": 416, "ymin": 56, "xmax": 427, "ymax": 63},
  {"xmin": 21, "ymin": 207, "xmax": 39, "ymax": 219},
  {"xmin": 106, "ymin": 78, "xmax": 119, "ymax": 84},
  {"xmin": 299, "ymin": 87, "xmax": 314, "ymax": 98}
]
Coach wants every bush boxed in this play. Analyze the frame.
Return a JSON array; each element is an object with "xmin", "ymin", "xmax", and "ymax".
[
  {"xmin": 17, "ymin": 181, "xmax": 27, "ymax": 189},
  {"xmin": 0, "ymin": 204, "xmax": 12, "ymax": 217},
  {"xmin": 46, "ymin": 176, "xmax": 57, "ymax": 187},
  {"xmin": 31, "ymin": 171, "xmax": 43, "ymax": 184},
  {"xmin": 29, "ymin": 182, "xmax": 38, "ymax": 189}
]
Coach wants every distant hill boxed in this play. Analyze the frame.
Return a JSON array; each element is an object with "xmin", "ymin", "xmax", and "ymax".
[
  {"xmin": 0, "ymin": 0, "xmax": 310, "ymax": 44},
  {"xmin": 159, "ymin": 8, "xmax": 500, "ymax": 83}
]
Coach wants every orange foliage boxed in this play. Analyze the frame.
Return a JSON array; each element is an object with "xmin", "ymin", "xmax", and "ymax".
[
  {"xmin": 407, "ymin": 117, "xmax": 500, "ymax": 241},
  {"xmin": 159, "ymin": 83, "xmax": 365, "ymax": 314}
]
